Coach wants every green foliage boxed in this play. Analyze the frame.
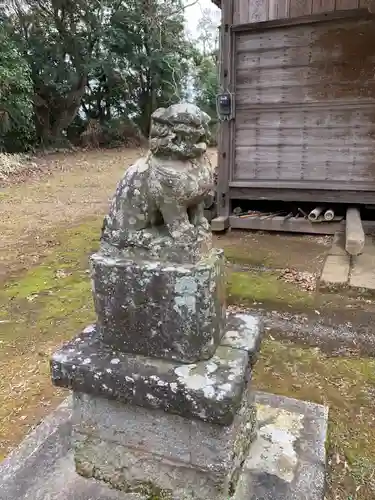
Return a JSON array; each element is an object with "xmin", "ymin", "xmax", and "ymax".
[
  {"xmin": 194, "ymin": 54, "xmax": 219, "ymax": 119},
  {"xmin": 0, "ymin": 23, "xmax": 34, "ymax": 151},
  {"xmin": 107, "ymin": 0, "xmax": 193, "ymax": 135},
  {"xmin": 8, "ymin": 0, "xmax": 107, "ymax": 147},
  {"xmin": 0, "ymin": 0, "xmax": 201, "ymax": 151},
  {"xmin": 192, "ymin": 8, "xmax": 220, "ymax": 145}
]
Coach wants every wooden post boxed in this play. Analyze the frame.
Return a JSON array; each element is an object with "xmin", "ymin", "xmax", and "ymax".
[
  {"xmin": 345, "ymin": 207, "xmax": 365, "ymax": 256},
  {"xmin": 211, "ymin": 0, "xmax": 233, "ymax": 232}
]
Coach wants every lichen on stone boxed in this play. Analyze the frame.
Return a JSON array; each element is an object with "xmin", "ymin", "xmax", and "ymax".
[{"xmin": 100, "ymin": 103, "xmax": 214, "ymax": 264}]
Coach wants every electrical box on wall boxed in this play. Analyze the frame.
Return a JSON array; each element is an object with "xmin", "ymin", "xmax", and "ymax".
[{"xmin": 216, "ymin": 92, "xmax": 234, "ymax": 121}]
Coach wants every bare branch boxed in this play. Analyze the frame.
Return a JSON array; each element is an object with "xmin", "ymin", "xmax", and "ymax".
[{"xmin": 159, "ymin": 0, "xmax": 199, "ymax": 19}]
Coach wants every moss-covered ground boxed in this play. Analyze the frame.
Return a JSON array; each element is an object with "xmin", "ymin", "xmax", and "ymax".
[
  {"xmin": 0, "ymin": 219, "xmax": 100, "ymax": 459},
  {"xmin": 224, "ymin": 232, "xmax": 375, "ymax": 499},
  {"xmin": 223, "ymin": 230, "xmax": 375, "ymax": 319},
  {"xmin": 254, "ymin": 340, "xmax": 375, "ymax": 499},
  {"xmin": 0, "ymin": 218, "xmax": 373, "ymax": 499},
  {"xmin": 0, "ymin": 150, "xmax": 374, "ymax": 499}
]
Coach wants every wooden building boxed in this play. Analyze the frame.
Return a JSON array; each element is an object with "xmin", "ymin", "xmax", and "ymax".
[{"xmin": 212, "ymin": 0, "xmax": 375, "ymax": 233}]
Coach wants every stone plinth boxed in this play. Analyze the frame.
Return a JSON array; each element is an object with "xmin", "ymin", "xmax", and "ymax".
[
  {"xmin": 90, "ymin": 249, "xmax": 226, "ymax": 363},
  {"xmin": 73, "ymin": 389, "xmax": 255, "ymax": 500},
  {"xmin": 51, "ymin": 313, "xmax": 263, "ymax": 499},
  {"xmin": 0, "ymin": 392, "xmax": 328, "ymax": 500},
  {"xmin": 51, "ymin": 314, "xmax": 261, "ymax": 425}
]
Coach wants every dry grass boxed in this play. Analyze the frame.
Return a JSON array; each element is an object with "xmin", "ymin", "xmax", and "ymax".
[
  {"xmin": 0, "ymin": 153, "xmax": 36, "ymax": 180},
  {"xmin": 0, "ymin": 147, "xmax": 218, "ymax": 284},
  {"xmin": 0, "ymin": 148, "xmax": 141, "ymax": 283}
]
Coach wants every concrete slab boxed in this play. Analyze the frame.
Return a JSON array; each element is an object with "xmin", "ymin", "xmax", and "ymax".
[
  {"xmin": 329, "ymin": 232, "xmax": 347, "ymax": 256},
  {"xmin": 0, "ymin": 393, "xmax": 328, "ymax": 500},
  {"xmin": 234, "ymin": 393, "xmax": 328, "ymax": 500},
  {"xmin": 350, "ymin": 237, "xmax": 375, "ymax": 291},
  {"xmin": 320, "ymin": 254, "xmax": 350, "ymax": 288}
]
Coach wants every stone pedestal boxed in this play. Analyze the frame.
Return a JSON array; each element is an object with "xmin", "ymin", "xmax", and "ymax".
[
  {"xmin": 91, "ymin": 249, "xmax": 226, "ymax": 363},
  {"xmin": 45, "ymin": 102, "xmax": 328, "ymax": 500},
  {"xmin": 0, "ymin": 391, "xmax": 328, "ymax": 500},
  {"xmin": 50, "ymin": 102, "xmax": 267, "ymax": 499},
  {"xmin": 51, "ymin": 313, "xmax": 263, "ymax": 500},
  {"xmin": 73, "ymin": 388, "xmax": 254, "ymax": 499}
]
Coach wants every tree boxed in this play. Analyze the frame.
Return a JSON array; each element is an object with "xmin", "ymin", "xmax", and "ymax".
[
  {"xmin": 6, "ymin": 0, "xmax": 107, "ymax": 147},
  {"xmin": 193, "ymin": 8, "xmax": 219, "ymax": 142},
  {"xmin": 1, "ymin": 0, "xmax": 196, "ymax": 149},
  {"xmin": 196, "ymin": 7, "xmax": 219, "ymax": 57},
  {"xmin": 107, "ymin": 0, "xmax": 194, "ymax": 136},
  {"xmin": 0, "ymin": 21, "xmax": 33, "ymax": 151},
  {"xmin": 194, "ymin": 53, "xmax": 218, "ymax": 118}
]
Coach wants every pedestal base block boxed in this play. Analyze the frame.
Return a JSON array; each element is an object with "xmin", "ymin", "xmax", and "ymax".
[
  {"xmin": 90, "ymin": 249, "xmax": 226, "ymax": 363},
  {"xmin": 73, "ymin": 390, "xmax": 256, "ymax": 500},
  {"xmin": 50, "ymin": 313, "xmax": 264, "ymax": 499},
  {"xmin": 0, "ymin": 393, "xmax": 328, "ymax": 500},
  {"xmin": 51, "ymin": 313, "xmax": 263, "ymax": 425}
]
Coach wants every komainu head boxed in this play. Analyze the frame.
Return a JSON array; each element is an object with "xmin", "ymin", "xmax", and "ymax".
[{"xmin": 149, "ymin": 103, "xmax": 211, "ymax": 160}]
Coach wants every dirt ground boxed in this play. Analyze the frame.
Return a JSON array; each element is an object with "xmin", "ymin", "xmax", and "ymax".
[
  {"xmin": 0, "ymin": 147, "xmax": 374, "ymax": 499},
  {"xmin": 0, "ymin": 148, "xmax": 142, "ymax": 283}
]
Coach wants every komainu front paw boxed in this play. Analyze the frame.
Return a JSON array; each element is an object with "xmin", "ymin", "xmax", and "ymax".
[{"xmin": 196, "ymin": 216, "xmax": 210, "ymax": 231}]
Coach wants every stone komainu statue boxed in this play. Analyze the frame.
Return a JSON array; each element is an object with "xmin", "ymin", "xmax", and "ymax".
[{"xmin": 101, "ymin": 103, "xmax": 214, "ymax": 263}]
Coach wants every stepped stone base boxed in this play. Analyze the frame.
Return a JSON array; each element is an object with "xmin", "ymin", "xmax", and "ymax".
[
  {"xmin": 51, "ymin": 312, "xmax": 263, "ymax": 499},
  {"xmin": 51, "ymin": 313, "xmax": 262, "ymax": 425},
  {"xmin": 0, "ymin": 393, "xmax": 328, "ymax": 500},
  {"xmin": 73, "ymin": 390, "xmax": 256, "ymax": 500}
]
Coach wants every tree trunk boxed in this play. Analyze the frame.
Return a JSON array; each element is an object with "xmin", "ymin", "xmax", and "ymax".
[
  {"xmin": 34, "ymin": 108, "xmax": 69, "ymax": 149},
  {"xmin": 138, "ymin": 91, "xmax": 152, "ymax": 137},
  {"xmin": 33, "ymin": 77, "xmax": 87, "ymax": 148}
]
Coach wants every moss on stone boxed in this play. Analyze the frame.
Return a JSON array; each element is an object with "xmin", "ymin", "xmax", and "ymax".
[{"xmin": 76, "ymin": 455, "xmax": 171, "ymax": 500}]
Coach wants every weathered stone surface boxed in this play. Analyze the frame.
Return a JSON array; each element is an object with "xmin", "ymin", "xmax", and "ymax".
[
  {"xmin": 73, "ymin": 390, "xmax": 255, "ymax": 473},
  {"xmin": 211, "ymin": 215, "xmax": 230, "ymax": 232},
  {"xmin": 149, "ymin": 103, "xmax": 211, "ymax": 159},
  {"xmin": 320, "ymin": 254, "xmax": 350, "ymax": 288},
  {"xmin": 101, "ymin": 103, "xmax": 214, "ymax": 264},
  {"xmin": 0, "ymin": 392, "xmax": 328, "ymax": 500},
  {"xmin": 75, "ymin": 436, "xmax": 224, "ymax": 499},
  {"xmin": 329, "ymin": 232, "xmax": 347, "ymax": 256},
  {"xmin": 72, "ymin": 389, "xmax": 256, "ymax": 499},
  {"xmin": 233, "ymin": 392, "xmax": 328, "ymax": 500},
  {"xmin": 51, "ymin": 313, "xmax": 262, "ymax": 426},
  {"xmin": 350, "ymin": 237, "xmax": 375, "ymax": 291},
  {"xmin": 91, "ymin": 249, "xmax": 226, "ymax": 362},
  {"xmin": 0, "ymin": 398, "xmax": 146, "ymax": 500},
  {"xmin": 345, "ymin": 207, "xmax": 365, "ymax": 256},
  {"xmin": 221, "ymin": 313, "xmax": 263, "ymax": 365}
]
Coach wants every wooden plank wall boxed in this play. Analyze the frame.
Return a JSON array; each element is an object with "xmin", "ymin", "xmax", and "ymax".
[
  {"xmin": 232, "ymin": 17, "xmax": 375, "ymax": 191},
  {"xmin": 233, "ymin": 0, "xmax": 372, "ymax": 24}
]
